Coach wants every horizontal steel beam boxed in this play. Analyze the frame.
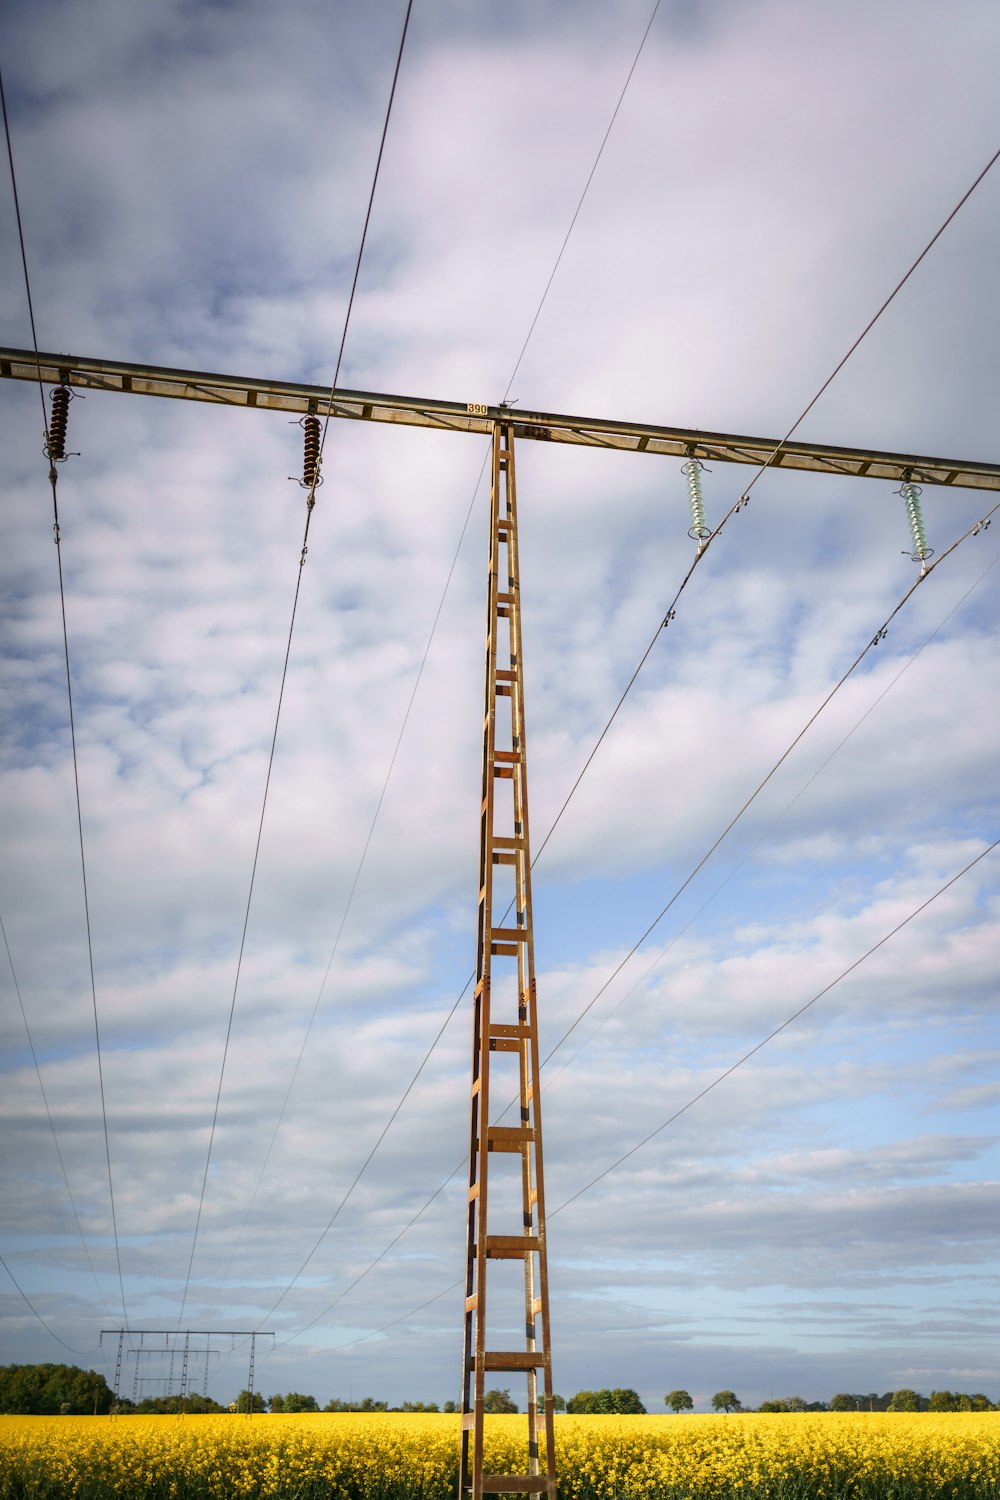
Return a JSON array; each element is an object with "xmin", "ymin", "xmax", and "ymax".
[{"xmin": 3, "ymin": 346, "xmax": 998, "ymax": 491}]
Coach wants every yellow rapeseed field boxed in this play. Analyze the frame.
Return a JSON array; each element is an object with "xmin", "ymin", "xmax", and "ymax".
[{"xmin": 0, "ymin": 1411, "xmax": 998, "ymax": 1499}]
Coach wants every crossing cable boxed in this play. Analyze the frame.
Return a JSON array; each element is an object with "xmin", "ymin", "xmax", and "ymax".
[
  {"xmin": 1, "ymin": 909, "xmax": 112, "ymax": 1320},
  {"xmin": 521, "ymin": 142, "xmax": 1000, "ymax": 869},
  {"xmin": 211, "ymin": 445, "xmax": 489, "ymax": 1313},
  {"xmin": 2, "ymin": 63, "xmax": 129, "ymax": 1328},
  {"xmin": 283, "ymin": 833, "xmax": 999, "ymax": 1353},
  {"xmin": 0, "ymin": 1252, "xmax": 100, "ymax": 1358},
  {"xmin": 528, "ymin": 497, "xmax": 1000, "ymax": 1070},
  {"xmin": 553, "ymin": 835, "xmax": 1000, "ymax": 1213},
  {"xmin": 236, "ymin": 73, "xmax": 997, "ymax": 1325},
  {"xmin": 502, "ymin": 0, "xmax": 664, "ymax": 401},
  {"xmin": 176, "ymin": 0, "xmax": 415, "ymax": 1328},
  {"xmin": 737, "ymin": 142, "xmax": 1000, "ymax": 506},
  {"xmin": 275, "ymin": 499, "xmax": 998, "ymax": 1342},
  {"xmin": 262, "ymin": 486, "xmax": 998, "ymax": 1326},
  {"xmin": 227, "ymin": 4, "xmax": 739, "ymax": 1317},
  {"xmin": 311, "ymin": 0, "xmax": 414, "ymax": 484},
  {"xmin": 540, "ymin": 547, "xmax": 1000, "ymax": 1092}
]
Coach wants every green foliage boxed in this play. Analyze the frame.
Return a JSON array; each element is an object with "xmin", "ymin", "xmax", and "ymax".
[
  {"xmin": 281, "ymin": 1393, "xmax": 320, "ymax": 1413},
  {"xmin": 888, "ymin": 1388, "xmax": 923, "ymax": 1412},
  {"xmin": 322, "ymin": 1396, "xmax": 387, "ymax": 1412},
  {"xmin": 0, "ymin": 1364, "xmax": 114, "ymax": 1415},
  {"xmin": 711, "ymin": 1390, "xmax": 742, "ymax": 1413},
  {"xmin": 234, "ymin": 1389, "xmax": 267, "ymax": 1413},
  {"xmin": 566, "ymin": 1388, "xmax": 646, "ymax": 1414},
  {"xmin": 442, "ymin": 1400, "xmax": 457, "ymax": 1413},
  {"xmin": 757, "ymin": 1396, "xmax": 820, "ymax": 1413},
  {"xmin": 400, "ymin": 1401, "xmax": 439, "ymax": 1412},
  {"xmin": 552, "ymin": 1393, "xmax": 567, "ymax": 1413},
  {"xmin": 665, "ymin": 1390, "xmax": 694, "ymax": 1413},
  {"xmin": 483, "ymin": 1388, "xmax": 519, "ymax": 1414},
  {"xmin": 134, "ymin": 1394, "xmax": 225, "ymax": 1414}
]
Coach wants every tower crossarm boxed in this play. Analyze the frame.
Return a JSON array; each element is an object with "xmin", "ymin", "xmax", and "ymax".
[{"xmin": 2, "ymin": 346, "xmax": 998, "ymax": 491}]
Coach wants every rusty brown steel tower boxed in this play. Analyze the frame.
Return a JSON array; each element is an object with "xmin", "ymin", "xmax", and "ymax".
[{"xmin": 459, "ymin": 421, "xmax": 557, "ymax": 1499}]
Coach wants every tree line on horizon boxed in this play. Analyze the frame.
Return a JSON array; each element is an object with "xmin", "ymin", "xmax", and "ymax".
[
  {"xmin": 665, "ymin": 1389, "xmax": 996, "ymax": 1414},
  {"xmin": 0, "ymin": 1366, "xmax": 995, "ymax": 1416}
]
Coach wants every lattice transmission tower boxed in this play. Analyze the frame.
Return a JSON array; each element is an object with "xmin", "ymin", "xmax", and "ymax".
[{"xmin": 459, "ymin": 422, "xmax": 556, "ymax": 1498}]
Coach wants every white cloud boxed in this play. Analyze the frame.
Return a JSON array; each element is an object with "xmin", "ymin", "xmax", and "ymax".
[{"xmin": 1, "ymin": 0, "xmax": 998, "ymax": 1412}]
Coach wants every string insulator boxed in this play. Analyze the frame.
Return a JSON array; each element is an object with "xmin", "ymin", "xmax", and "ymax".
[
  {"xmin": 302, "ymin": 415, "xmax": 321, "ymax": 488},
  {"xmin": 46, "ymin": 386, "xmax": 71, "ymax": 462},
  {"xmin": 682, "ymin": 456, "xmax": 711, "ymax": 542},
  {"xmin": 899, "ymin": 479, "xmax": 932, "ymax": 569}
]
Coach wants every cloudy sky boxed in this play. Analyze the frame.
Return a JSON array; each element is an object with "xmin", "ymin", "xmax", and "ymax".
[{"xmin": 1, "ymin": 0, "xmax": 998, "ymax": 1414}]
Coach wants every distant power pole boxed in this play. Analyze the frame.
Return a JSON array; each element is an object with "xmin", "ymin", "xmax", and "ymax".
[{"xmin": 101, "ymin": 1329, "xmax": 272, "ymax": 1412}]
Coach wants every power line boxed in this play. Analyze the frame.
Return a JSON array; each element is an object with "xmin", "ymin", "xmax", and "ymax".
[
  {"xmin": 254, "ymin": 484, "xmax": 731, "ymax": 1319},
  {"xmin": 532, "ymin": 497, "xmax": 1000, "ymax": 1069},
  {"xmin": 291, "ymin": 833, "xmax": 998, "ymax": 1351},
  {"xmin": 240, "ymin": 4, "xmax": 668, "ymax": 1275},
  {"xmin": 1, "ymin": 61, "xmax": 129, "ymax": 1329},
  {"xmin": 176, "ymin": 0, "xmax": 415, "ymax": 1327},
  {"xmin": 211, "ymin": 446, "xmax": 489, "ymax": 1311},
  {"xmin": 274, "ymin": 498, "xmax": 997, "ymax": 1340},
  {"xmin": 540, "ymin": 547, "xmax": 1000, "ymax": 1092},
  {"xmin": 276, "ymin": 1162, "xmax": 457, "ymax": 1346},
  {"xmin": 314, "ymin": 0, "xmax": 414, "ymax": 469},
  {"xmin": 0, "ymin": 1252, "xmax": 100, "ymax": 1358},
  {"xmin": 552, "ymin": 836, "xmax": 1000, "ymax": 1214},
  {"xmin": 231, "ymin": 0, "xmax": 671, "ymax": 1304},
  {"xmin": 230, "ymin": 3, "xmax": 721, "ymax": 1313},
  {"xmin": 1, "ymin": 908, "xmax": 111, "ymax": 1319},
  {"xmin": 305, "ymin": 132, "xmax": 1000, "ymax": 1257},
  {"xmin": 503, "ymin": 0, "xmax": 664, "ymax": 400},
  {"xmin": 739, "ymin": 143, "xmax": 1000, "ymax": 502},
  {"xmin": 264, "ymin": 487, "xmax": 999, "ymax": 1334},
  {"xmin": 526, "ymin": 140, "xmax": 1000, "ymax": 877}
]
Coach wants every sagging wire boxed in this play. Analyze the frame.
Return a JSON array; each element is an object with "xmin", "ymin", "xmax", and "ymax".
[
  {"xmin": 0, "ymin": 1252, "xmax": 100, "ymax": 1358},
  {"xmin": 1, "ymin": 908, "xmax": 112, "ymax": 1323},
  {"xmin": 178, "ymin": 0, "xmax": 415, "ymax": 1331},
  {"xmin": 539, "ymin": 545, "xmax": 1000, "ymax": 1097},
  {"xmin": 554, "ymin": 835, "xmax": 1000, "ymax": 1215},
  {"xmin": 282, "ymin": 834, "xmax": 1000, "ymax": 1352},
  {"xmin": 530, "ymin": 492, "xmax": 1000, "ymax": 1070},
  {"xmin": 275, "ymin": 492, "xmax": 1000, "ymax": 1345},
  {"xmin": 250, "ymin": 140, "xmax": 1000, "ymax": 1341},
  {"xmin": 2, "ymin": 60, "xmax": 129, "ymax": 1331}
]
